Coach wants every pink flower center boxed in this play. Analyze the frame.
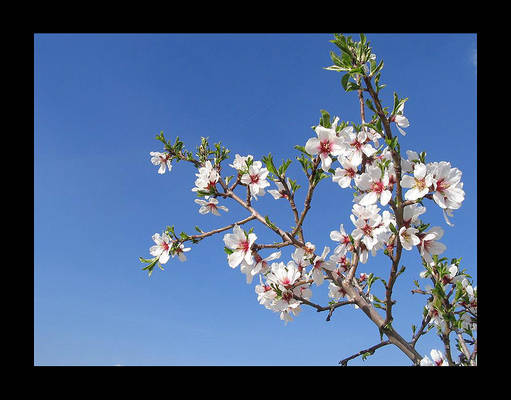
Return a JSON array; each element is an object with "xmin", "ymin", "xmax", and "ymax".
[
  {"xmin": 281, "ymin": 277, "xmax": 290, "ymax": 286},
  {"xmin": 320, "ymin": 140, "xmax": 332, "ymax": 155},
  {"xmin": 346, "ymin": 168, "xmax": 356, "ymax": 178},
  {"xmin": 351, "ymin": 140, "xmax": 362, "ymax": 150},
  {"xmin": 342, "ymin": 235, "xmax": 351, "ymax": 245},
  {"xmin": 161, "ymin": 241, "xmax": 169, "ymax": 251},
  {"xmin": 371, "ymin": 181, "xmax": 385, "ymax": 193},
  {"xmin": 250, "ymin": 174, "xmax": 260, "ymax": 184},
  {"xmin": 435, "ymin": 358, "xmax": 444, "ymax": 366},
  {"xmin": 239, "ymin": 240, "xmax": 250, "ymax": 253},
  {"xmin": 282, "ymin": 291, "xmax": 293, "ymax": 302},
  {"xmin": 436, "ymin": 178, "xmax": 450, "ymax": 193},
  {"xmin": 362, "ymin": 224, "xmax": 373, "ymax": 236}
]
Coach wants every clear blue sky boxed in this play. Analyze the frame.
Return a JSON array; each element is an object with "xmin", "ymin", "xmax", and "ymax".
[{"xmin": 34, "ymin": 33, "xmax": 477, "ymax": 366}]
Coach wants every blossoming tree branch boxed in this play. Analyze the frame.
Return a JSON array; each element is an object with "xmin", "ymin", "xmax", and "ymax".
[{"xmin": 140, "ymin": 34, "xmax": 477, "ymax": 366}]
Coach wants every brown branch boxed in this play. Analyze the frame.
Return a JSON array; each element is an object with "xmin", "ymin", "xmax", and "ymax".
[
  {"xmin": 188, "ymin": 215, "xmax": 257, "ymax": 242},
  {"xmin": 339, "ymin": 340, "xmax": 391, "ymax": 366},
  {"xmin": 411, "ymin": 314, "xmax": 432, "ymax": 347},
  {"xmin": 292, "ymin": 156, "xmax": 320, "ymax": 237}
]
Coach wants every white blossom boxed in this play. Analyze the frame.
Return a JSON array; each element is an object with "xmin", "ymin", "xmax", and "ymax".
[{"xmin": 150, "ymin": 151, "xmax": 172, "ymax": 174}]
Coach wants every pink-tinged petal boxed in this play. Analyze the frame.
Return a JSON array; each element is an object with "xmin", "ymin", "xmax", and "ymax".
[
  {"xmin": 359, "ymin": 191, "xmax": 378, "ymax": 206},
  {"xmin": 240, "ymin": 174, "xmax": 251, "ymax": 185},
  {"xmin": 305, "ymin": 137, "xmax": 320, "ymax": 155},
  {"xmin": 199, "ymin": 206, "xmax": 210, "ymax": 214},
  {"xmin": 244, "ymin": 251, "xmax": 254, "ymax": 265},
  {"xmin": 228, "ymin": 250, "xmax": 245, "ymax": 268},
  {"xmin": 210, "ymin": 207, "xmax": 220, "ymax": 216},
  {"xmin": 320, "ymin": 155, "xmax": 332, "ymax": 172},
  {"xmin": 223, "ymin": 233, "xmax": 238, "ymax": 249},
  {"xmin": 330, "ymin": 230, "xmax": 342, "ymax": 242},
  {"xmin": 396, "ymin": 125, "xmax": 407, "ymax": 136},
  {"xmin": 394, "ymin": 115, "xmax": 409, "ymax": 128},
  {"xmin": 149, "ymin": 245, "xmax": 162, "ymax": 257},
  {"xmin": 433, "ymin": 192, "xmax": 447, "ymax": 209},
  {"xmin": 405, "ymin": 187, "xmax": 420, "ymax": 201},
  {"xmin": 400, "ymin": 175, "xmax": 415, "ymax": 188},
  {"xmin": 316, "ymin": 126, "xmax": 332, "ymax": 141},
  {"xmin": 414, "ymin": 163, "xmax": 427, "ymax": 180},
  {"xmin": 248, "ymin": 233, "xmax": 257, "ymax": 246},
  {"xmin": 350, "ymin": 151, "xmax": 363, "ymax": 167},
  {"xmin": 352, "ymin": 229, "xmax": 363, "ymax": 240},
  {"xmin": 268, "ymin": 189, "xmax": 282, "ymax": 200},
  {"xmin": 362, "ymin": 143, "xmax": 377, "ymax": 157},
  {"xmin": 380, "ymin": 190, "xmax": 392, "ymax": 206},
  {"xmin": 159, "ymin": 251, "xmax": 170, "ymax": 264}
]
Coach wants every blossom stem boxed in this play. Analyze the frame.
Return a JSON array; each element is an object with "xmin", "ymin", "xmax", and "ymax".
[{"xmin": 339, "ymin": 340, "xmax": 391, "ymax": 366}]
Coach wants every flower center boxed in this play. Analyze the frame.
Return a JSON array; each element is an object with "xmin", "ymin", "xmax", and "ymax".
[
  {"xmin": 362, "ymin": 224, "xmax": 373, "ymax": 236},
  {"xmin": 239, "ymin": 240, "xmax": 250, "ymax": 253},
  {"xmin": 371, "ymin": 181, "xmax": 385, "ymax": 193},
  {"xmin": 161, "ymin": 242, "xmax": 169, "ymax": 251},
  {"xmin": 351, "ymin": 140, "xmax": 362, "ymax": 150},
  {"xmin": 320, "ymin": 140, "xmax": 332, "ymax": 154},
  {"xmin": 414, "ymin": 178, "xmax": 426, "ymax": 191},
  {"xmin": 436, "ymin": 178, "xmax": 450, "ymax": 193},
  {"xmin": 282, "ymin": 291, "xmax": 293, "ymax": 302},
  {"xmin": 250, "ymin": 174, "xmax": 260, "ymax": 184}
]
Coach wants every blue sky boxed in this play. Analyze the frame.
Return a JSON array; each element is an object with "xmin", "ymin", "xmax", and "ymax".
[{"xmin": 34, "ymin": 33, "xmax": 477, "ymax": 366}]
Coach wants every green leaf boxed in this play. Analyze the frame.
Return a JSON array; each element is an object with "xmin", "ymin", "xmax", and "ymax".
[
  {"xmin": 319, "ymin": 109, "xmax": 331, "ymax": 128},
  {"xmin": 370, "ymin": 59, "xmax": 384, "ymax": 77},
  {"xmin": 341, "ymin": 73, "xmax": 350, "ymax": 91}
]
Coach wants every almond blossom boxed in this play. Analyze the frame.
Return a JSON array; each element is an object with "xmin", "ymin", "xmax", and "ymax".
[
  {"xmin": 289, "ymin": 247, "xmax": 311, "ymax": 275},
  {"xmin": 390, "ymin": 102, "xmax": 410, "ymax": 136},
  {"xmin": 255, "ymin": 277, "xmax": 277, "ymax": 308},
  {"xmin": 399, "ymin": 226, "xmax": 420, "ymax": 250},
  {"xmin": 174, "ymin": 243, "xmax": 191, "ymax": 262},
  {"xmin": 428, "ymin": 161, "xmax": 465, "ymax": 211},
  {"xmin": 332, "ymin": 156, "xmax": 359, "ymax": 188},
  {"xmin": 329, "ymin": 224, "xmax": 351, "ymax": 255},
  {"xmin": 223, "ymin": 225, "xmax": 257, "ymax": 268},
  {"xmin": 350, "ymin": 207, "xmax": 385, "ymax": 252},
  {"xmin": 229, "ymin": 154, "xmax": 253, "ymax": 172},
  {"xmin": 418, "ymin": 226, "xmax": 447, "ymax": 263},
  {"xmin": 400, "ymin": 162, "xmax": 433, "ymax": 201},
  {"xmin": 249, "ymin": 250, "xmax": 282, "ymax": 278},
  {"xmin": 240, "ymin": 160, "xmax": 270, "ymax": 199},
  {"xmin": 420, "ymin": 349, "xmax": 448, "ymax": 366},
  {"xmin": 192, "ymin": 160, "xmax": 219, "ymax": 193},
  {"xmin": 340, "ymin": 127, "xmax": 378, "ymax": 166},
  {"xmin": 267, "ymin": 261, "xmax": 301, "ymax": 290},
  {"xmin": 328, "ymin": 281, "xmax": 347, "ymax": 301},
  {"xmin": 355, "ymin": 165, "xmax": 392, "ymax": 206},
  {"xmin": 194, "ymin": 196, "xmax": 229, "ymax": 216},
  {"xmin": 305, "ymin": 119, "xmax": 344, "ymax": 172},
  {"xmin": 150, "ymin": 151, "xmax": 172, "ymax": 174},
  {"xmin": 402, "ymin": 203, "xmax": 426, "ymax": 227},
  {"xmin": 149, "ymin": 232, "xmax": 173, "ymax": 264},
  {"xmin": 268, "ymin": 179, "xmax": 290, "ymax": 200},
  {"xmin": 309, "ymin": 246, "xmax": 336, "ymax": 286}
]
